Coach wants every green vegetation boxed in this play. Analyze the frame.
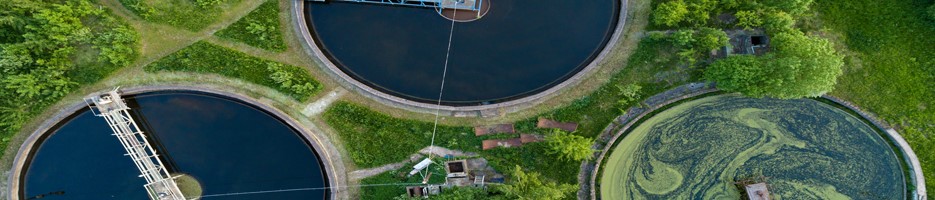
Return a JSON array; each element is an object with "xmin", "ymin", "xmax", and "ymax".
[
  {"xmin": 360, "ymin": 158, "xmax": 450, "ymax": 199},
  {"xmin": 0, "ymin": 0, "xmax": 139, "ymax": 154},
  {"xmin": 215, "ymin": 0, "xmax": 286, "ymax": 51},
  {"xmin": 652, "ymin": 0, "xmax": 689, "ymax": 27},
  {"xmin": 544, "ymin": 129, "xmax": 595, "ymax": 161},
  {"xmin": 813, "ymin": 0, "xmax": 935, "ymax": 194},
  {"xmin": 322, "ymin": 102, "xmax": 479, "ymax": 168},
  {"xmin": 615, "ymin": 83, "xmax": 642, "ymax": 112},
  {"xmin": 363, "ymin": 164, "xmax": 576, "ymax": 200},
  {"xmin": 693, "ymin": 27, "xmax": 730, "ymax": 52},
  {"xmin": 496, "ymin": 165, "xmax": 577, "ymax": 200},
  {"xmin": 705, "ymin": 30, "xmax": 844, "ymax": 99},
  {"xmin": 394, "ymin": 187, "xmax": 492, "ymax": 200},
  {"xmin": 649, "ymin": 0, "xmax": 845, "ymax": 99},
  {"xmin": 517, "ymin": 38, "xmax": 693, "ymax": 138},
  {"xmin": 928, "ymin": 4, "xmax": 935, "ymax": 21},
  {"xmin": 734, "ymin": 10, "xmax": 762, "ymax": 30},
  {"xmin": 144, "ymin": 41, "xmax": 320, "ymax": 101},
  {"xmin": 600, "ymin": 95, "xmax": 905, "ymax": 199},
  {"xmin": 325, "ymin": 99, "xmax": 604, "ymax": 197},
  {"xmin": 117, "ymin": 0, "xmax": 240, "ymax": 31}
]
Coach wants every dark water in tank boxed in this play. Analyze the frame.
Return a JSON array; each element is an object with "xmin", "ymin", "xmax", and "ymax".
[
  {"xmin": 23, "ymin": 92, "xmax": 328, "ymax": 199},
  {"xmin": 305, "ymin": 0, "xmax": 618, "ymax": 105}
]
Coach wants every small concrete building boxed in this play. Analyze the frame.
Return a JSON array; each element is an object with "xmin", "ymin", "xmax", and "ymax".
[{"xmin": 744, "ymin": 182, "xmax": 771, "ymax": 200}]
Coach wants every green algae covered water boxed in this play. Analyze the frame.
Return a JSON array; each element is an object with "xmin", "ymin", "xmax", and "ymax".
[{"xmin": 599, "ymin": 95, "xmax": 905, "ymax": 199}]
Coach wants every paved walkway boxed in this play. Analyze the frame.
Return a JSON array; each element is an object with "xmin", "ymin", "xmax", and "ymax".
[
  {"xmin": 303, "ymin": 89, "xmax": 346, "ymax": 116},
  {"xmin": 419, "ymin": 145, "xmax": 477, "ymax": 157}
]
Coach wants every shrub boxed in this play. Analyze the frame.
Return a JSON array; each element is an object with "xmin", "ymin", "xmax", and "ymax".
[
  {"xmin": 215, "ymin": 0, "xmax": 286, "ymax": 51},
  {"xmin": 762, "ymin": 0, "xmax": 813, "ymax": 15},
  {"xmin": 762, "ymin": 11, "xmax": 795, "ymax": 33},
  {"xmin": 671, "ymin": 29, "xmax": 695, "ymax": 47},
  {"xmin": 495, "ymin": 166, "xmax": 578, "ymax": 200},
  {"xmin": 653, "ymin": 0, "xmax": 690, "ymax": 27},
  {"xmin": 616, "ymin": 83, "xmax": 642, "ymax": 108},
  {"xmin": 544, "ymin": 129, "xmax": 595, "ymax": 161},
  {"xmin": 694, "ymin": 27, "xmax": 730, "ymax": 51},
  {"xmin": 704, "ymin": 55, "xmax": 767, "ymax": 96},
  {"xmin": 735, "ymin": 10, "xmax": 762, "ymax": 30},
  {"xmin": 927, "ymin": 4, "xmax": 935, "ymax": 21}
]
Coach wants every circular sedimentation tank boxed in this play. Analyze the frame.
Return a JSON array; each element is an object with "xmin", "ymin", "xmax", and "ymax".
[
  {"xmin": 302, "ymin": 0, "xmax": 620, "ymax": 105},
  {"xmin": 599, "ymin": 94, "xmax": 906, "ymax": 199},
  {"xmin": 20, "ymin": 92, "xmax": 329, "ymax": 199}
]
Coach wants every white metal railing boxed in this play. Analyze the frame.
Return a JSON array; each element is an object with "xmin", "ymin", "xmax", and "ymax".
[{"xmin": 87, "ymin": 89, "xmax": 186, "ymax": 200}]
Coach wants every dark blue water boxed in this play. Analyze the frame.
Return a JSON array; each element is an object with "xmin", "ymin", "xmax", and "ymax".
[
  {"xmin": 305, "ymin": 0, "xmax": 618, "ymax": 104},
  {"xmin": 23, "ymin": 92, "xmax": 328, "ymax": 199}
]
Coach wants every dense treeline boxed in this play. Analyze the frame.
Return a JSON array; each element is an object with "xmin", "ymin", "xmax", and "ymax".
[
  {"xmin": 0, "ymin": 0, "xmax": 139, "ymax": 151},
  {"xmin": 652, "ymin": 0, "xmax": 844, "ymax": 99}
]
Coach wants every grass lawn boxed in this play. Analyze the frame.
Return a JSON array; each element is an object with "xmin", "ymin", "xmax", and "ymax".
[
  {"xmin": 215, "ymin": 0, "xmax": 287, "ymax": 51},
  {"xmin": 117, "ymin": 0, "xmax": 241, "ymax": 31},
  {"xmin": 144, "ymin": 41, "xmax": 321, "ymax": 101},
  {"xmin": 812, "ymin": 0, "xmax": 935, "ymax": 194},
  {"xmin": 322, "ymin": 101, "xmax": 480, "ymax": 168}
]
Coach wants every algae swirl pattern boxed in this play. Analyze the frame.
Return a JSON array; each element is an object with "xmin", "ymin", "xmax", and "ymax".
[{"xmin": 600, "ymin": 95, "xmax": 904, "ymax": 199}]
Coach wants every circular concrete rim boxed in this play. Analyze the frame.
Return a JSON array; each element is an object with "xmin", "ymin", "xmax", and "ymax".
[
  {"xmin": 7, "ymin": 86, "xmax": 341, "ymax": 200},
  {"xmin": 294, "ymin": 0, "xmax": 629, "ymax": 114},
  {"xmin": 587, "ymin": 90, "xmax": 927, "ymax": 199}
]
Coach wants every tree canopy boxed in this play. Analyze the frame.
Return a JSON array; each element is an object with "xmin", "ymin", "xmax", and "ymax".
[
  {"xmin": 0, "ymin": 0, "xmax": 138, "ymax": 147},
  {"xmin": 694, "ymin": 27, "xmax": 730, "ymax": 51},
  {"xmin": 927, "ymin": 4, "xmax": 935, "ymax": 21},
  {"xmin": 495, "ymin": 166, "xmax": 578, "ymax": 200},
  {"xmin": 544, "ymin": 129, "xmax": 595, "ymax": 161},
  {"xmin": 653, "ymin": 0, "xmax": 689, "ymax": 27},
  {"xmin": 705, "ymin": 31, "xmax": 844, "ymax": 99}
]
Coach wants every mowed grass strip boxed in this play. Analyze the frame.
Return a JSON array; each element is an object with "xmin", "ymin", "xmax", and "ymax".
[
  {"xmin": 215, "ymin": 0, "xmax": 286, "ymax": 51},
  {"xmin": 144, "ymin": 41, "xmax": 321, "ymax": 101},
  {"xmin": 814, "ymin": 0, "xmax": 935, "ymax": 194}
]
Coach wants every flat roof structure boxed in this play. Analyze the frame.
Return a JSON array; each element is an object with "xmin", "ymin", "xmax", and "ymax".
[{"xmin": 745, "ymin": 183, "xmax": 771, "ymax": 200}]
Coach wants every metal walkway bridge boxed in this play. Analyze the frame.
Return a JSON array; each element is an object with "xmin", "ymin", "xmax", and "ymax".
[
  {"xmin": 87, "ymin": 90, "xmax": 186, "ymax": 200},
  {"xmin": 311, "ymin": 0, "xmax": 483, "ymax": 12}
]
